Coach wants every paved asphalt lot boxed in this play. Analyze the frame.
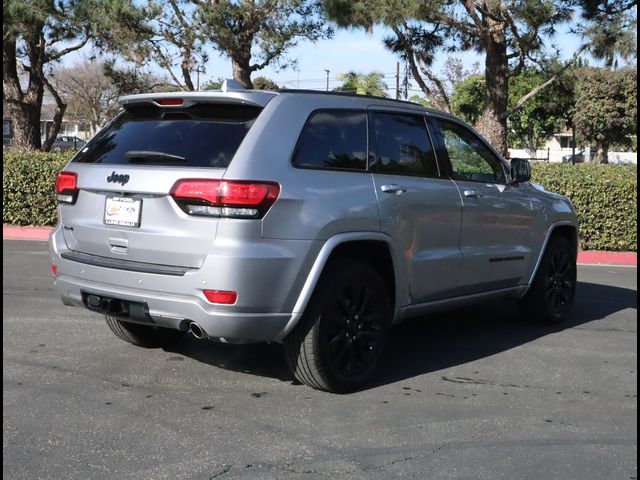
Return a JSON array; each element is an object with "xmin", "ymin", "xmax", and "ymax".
[{"xmin": 3, "ymin": 239, "xmax": 637, "ymax": 480}]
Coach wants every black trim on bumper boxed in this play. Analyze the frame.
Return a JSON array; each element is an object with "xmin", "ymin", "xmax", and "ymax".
[{"xmin": 60, "ymin": 251, "xmax": 195, "ymax": 276}]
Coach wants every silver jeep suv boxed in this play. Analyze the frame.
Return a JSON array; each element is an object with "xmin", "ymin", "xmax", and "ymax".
[{"xmin": 50, "ymin": 86, "xmax": 578, "ymax": 392}]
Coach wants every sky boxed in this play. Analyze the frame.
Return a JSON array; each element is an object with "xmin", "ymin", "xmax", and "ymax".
[{"xmin": 61, "ymin": 20, "xmax": 600, "ymax": 98}]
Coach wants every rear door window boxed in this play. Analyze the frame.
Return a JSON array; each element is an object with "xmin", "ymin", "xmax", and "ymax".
[
  {"xmin": 369, "ymin": 112, "xmax": 439, "ymax": 177},
  {"xmin": 72, "ymin": 104, "xmax": 262, "ymax": 168},
  {"xmin": 293, "ymin": 110, "xmax": 367, "ymax": 171}
]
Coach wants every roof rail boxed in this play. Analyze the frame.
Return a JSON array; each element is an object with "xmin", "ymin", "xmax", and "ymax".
[{"xmin": 278, "ymin": 88, "xmax": 421, "ymax": 105}]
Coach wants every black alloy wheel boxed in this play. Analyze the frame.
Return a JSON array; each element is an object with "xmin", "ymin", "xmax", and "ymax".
[
  {"xmin": 318, "ymin": 280, "xmax": 385, "ymax": 378},
  {"xmin": 284, "ymin": 261, "xmax": 391, "ymax": 393},
  {"xmin": 519, "ymin": 236, "xmax": 577, "ymax": 324},
  {"xmin": 545, "ymin": 247, "xmax": 576, "ymax": 318}
]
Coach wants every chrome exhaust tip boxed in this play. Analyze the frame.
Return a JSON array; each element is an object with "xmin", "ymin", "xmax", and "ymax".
[{"xmin": 189, "ymin": 322, "xmax": 206, "ymax": 340}]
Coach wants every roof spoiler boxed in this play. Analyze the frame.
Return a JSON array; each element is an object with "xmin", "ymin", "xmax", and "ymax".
[{"xmin": 118, "ymin": 80, "xmax": 277, "ymax": 108}]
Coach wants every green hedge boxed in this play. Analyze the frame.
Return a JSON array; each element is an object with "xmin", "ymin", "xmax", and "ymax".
[
  {"xmin": 2, "ymin": 151, "xmax": 637, "ymax": 251},
  {"xmin": 3, "ymin": 150, "xmax": 72, "ymax": 226},
  {"xmin": 531, "ymin": 163, "xmax": 637, "ymax": 252}
]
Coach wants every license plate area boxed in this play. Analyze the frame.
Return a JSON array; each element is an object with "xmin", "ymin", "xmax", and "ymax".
[{"xmin": 104, "ymin": 196, "xmax": 142, "ymax": 228}]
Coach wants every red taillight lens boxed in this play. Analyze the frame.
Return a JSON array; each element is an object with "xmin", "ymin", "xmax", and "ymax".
[
  {"xmin": 203, "ymin": 290, "xmax": 237, "ymax": 304},
  {"xmin": 170, "ymin": 179, "xmax": 280, "ymax": 218},
  {"xmin": 156, "ymin": 98, "xmax": 183, "ymax": 106},
  {"xmin": 51, "ymin": 264, "xmax": 57, "ymax": 277},
  {"xmin": 55, "ymin": 171, "xmax": 78, "ymax": 204}
]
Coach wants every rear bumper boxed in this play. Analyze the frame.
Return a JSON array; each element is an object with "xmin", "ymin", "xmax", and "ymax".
[
  {"xmin": 55, "ymin": 280, "xmax": 290, "ymax": 341},
  {"xmin": 50, "ymin": 226, "xmax": 320, "ymax": 342}
]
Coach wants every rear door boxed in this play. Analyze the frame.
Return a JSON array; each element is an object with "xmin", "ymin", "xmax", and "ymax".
[
  {"xmin": 428, "ymin": 116, "xmax": 536, "ymax": 293},
  {"xmin": 60, "ymin": 99, "xmax": 263, "ymax": 268},
  {"xmin": 369, "ymin": 111, "xmax": 463, "ymax": 303}
]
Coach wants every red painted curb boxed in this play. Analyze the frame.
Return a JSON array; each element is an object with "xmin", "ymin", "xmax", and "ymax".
[
  {"xmin": 2, "ymin": 225, "xmax": 637, "ymax": 266},
  {"xmin": 577, "ymin": 250, "xmax": 637, "ymax": 266},
  {"xmin": 3, "ymin": 225, "xmax": 53, "ymax": 241}
]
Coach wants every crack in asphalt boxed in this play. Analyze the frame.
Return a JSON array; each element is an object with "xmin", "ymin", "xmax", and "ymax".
[{"xmin": 207, "ymin": 446, "xmax": 446, "ymax": 478}]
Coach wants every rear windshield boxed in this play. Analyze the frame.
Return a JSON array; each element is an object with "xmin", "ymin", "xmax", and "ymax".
[{"xmin": 72, "ymin": 104, "xmax": 262, "ymax": 168}]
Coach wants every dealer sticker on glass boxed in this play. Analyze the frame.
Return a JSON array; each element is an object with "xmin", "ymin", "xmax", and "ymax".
[{"xmin": 104, "ymin": 196, "xmax": 142, "ymax": 228}]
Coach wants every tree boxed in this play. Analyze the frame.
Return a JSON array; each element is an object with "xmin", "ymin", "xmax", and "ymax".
[
  {"xmin": 198, "ymin": 1, "xmax": 333, "ymax": 88},
  {"xmin": 334, "ymin": 71, "xmax": 388, "ymax": 97},
  {"xmin": 202, "ymin": 78, "xmax": 224, "ymax": 91},
  {"xmin": 323, "ymin": 0, "xmax": 637, "ymax": 157},
  {"xmin": 103, "ymin": 61, "xmax": 175, "ymax": 96},
  {"xmin": 452, "ymin": 69, "xmax": 575, "ymax": 154},
  {"xmin": 52, "ymin": 60, "xmax": 120, "ymax": 136},
  {"xmin": 252, "ymin": 76, "xmax": 281, "ymax": 90},
  {"xmin": 579, "ymin": 0, "xmax": 637, "ymax": 68},
  {"xmin": 3, "ymin": 0, "xmax": 151, "ymax": 150},
  {"xmin": 417, "ymin": 57, "xmax": 480, "ymax": 112},
  {"xmin": 507, "ymin": 70, "xmax": 574, "ymax": 154},
  {"xmin": 52, "ymin": 59, "xmax": 172, "ymax": 136},
  {"xmin": 573, "ymin": 67, "xmax": 637, "ymax": 163},
  {"xmin": 451, "ymin": 76, "xmax": 486, "ymax": 126},
  {"xmin": 129, "ymin": 0, "xmax": 207, "ymax": 91},
  {"xmin": 408, "ymin": 95, "xmax": 429, "ymax": 107}
]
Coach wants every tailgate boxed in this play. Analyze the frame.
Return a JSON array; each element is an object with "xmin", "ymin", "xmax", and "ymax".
[{"xmin": 58, "ymin": 100, "xmax": 263, "ymax": 268}]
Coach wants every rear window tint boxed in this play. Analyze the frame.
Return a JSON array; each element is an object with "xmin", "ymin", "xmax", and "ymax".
[
  {"xmin": 72, "ymin": 104, "xmax": 261, "ymax": 168},
  {"xmin": 293, "ymin": 110, "xmax": 367, "ymax": 171},
  {"xmin": 370, "ymin": 113, "xmax": 439, "ymax": 177}
]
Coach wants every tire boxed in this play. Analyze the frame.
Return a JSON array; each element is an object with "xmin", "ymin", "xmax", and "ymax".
[
  {"xmin": 519, "ymin": 236, "xmax": 577, "ymax": 324},
  {"xmin": 284, "ymin": 261, "xmax": 392, "ymax": 393},
  {"xmin": 104, "ymin": 316, "xmax": 185, "ymax": 348}
]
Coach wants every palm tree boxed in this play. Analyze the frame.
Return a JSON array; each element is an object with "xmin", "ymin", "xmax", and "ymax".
[{"xmin": 335, "ymin": 71, "xmax": 388, "ymax": 97}]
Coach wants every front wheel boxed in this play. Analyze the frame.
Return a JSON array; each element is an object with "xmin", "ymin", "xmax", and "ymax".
[
  {"xmin": 284, "ymin": 261, "xmax": 391, "ymax": 393},
  {"xmin": 519, "ymin": 236, "xmax": 577, "ymax": 324},
  {"xmin": 104, "ymin": 316, "xmax": 185, "ymax": 348}
]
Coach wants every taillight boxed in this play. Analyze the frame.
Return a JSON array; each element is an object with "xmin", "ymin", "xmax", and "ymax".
[
  {"xmin": 156, "ymin": 98, "xmax": 183, "ymax": 106},
  {"xmin": 55, "ymin": 171, "xmax": 78, "ymax": 204},
  {"xmin": 51, "ymin": 264, "xmax": 57, "ymax": 277},
  {"xmin": 170, "ymin": 179, "xmax": 280, "ymax": 219},
  {"xmin": 203, "ymin": 290, "xmax": 237, "ymax": 304}
]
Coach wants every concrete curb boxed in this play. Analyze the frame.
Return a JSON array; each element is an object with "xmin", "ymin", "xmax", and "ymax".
[{"xmin": 3, "ymin": 225, "xmax": 637, "ymax": 266}]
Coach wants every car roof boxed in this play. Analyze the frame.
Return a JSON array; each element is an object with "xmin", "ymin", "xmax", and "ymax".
[{"xmin": 118, "ymin": 84, "xmax": 455, "ymax": 119}]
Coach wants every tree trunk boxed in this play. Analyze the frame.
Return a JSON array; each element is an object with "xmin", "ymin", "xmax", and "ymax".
[
  {"xmin": 42, "ymin": 103, "xmax": 67, "ymax": 151},
  {"xmin": 478, "ymin": 27, "xmax": 510, "ymax": 158},
  {"xmin": 7, "ymin": 101, "xmax": 42, "ymax": 150},
  {"xmin": 231, "ymin": 56, "xmax": 253, "ymax": 89},
  {"xmin": 181, "ymin": 54, "xmax": 195, "ymax": 91},
  {"xmin": 3, "ymin": 30, "xmax": 43, "ymax": 149},
  {"xmin": 42, "ymin": 76, "xmax": 67, "ymax": 151},
  {"xmin": 593, "ymin": 144, "xmax": 609, "ymax": 164}
]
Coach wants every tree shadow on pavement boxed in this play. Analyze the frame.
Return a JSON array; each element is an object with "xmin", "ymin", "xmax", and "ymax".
[{"xmin": 164, "ymin": 280, "xmax": 637, "ymax": 389}]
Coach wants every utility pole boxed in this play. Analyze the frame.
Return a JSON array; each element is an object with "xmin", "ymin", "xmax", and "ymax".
[
  {"xmin": 195, "ymin": 65, "xmax": 206, "ymax": 91},
  {"xmin": 396, "ymin": 62, "xmax": 400, "ymax": 100},
  {"xmin": 403, "ymin": 62, "xmax": 409, "ymax": 100},
  {"xmin": 324, "ymin": 69, "xmax": 330, "ymax": 91},
  {"xmin": 571, "ymin": 124, "xmax": 577, "ymax": 165}
]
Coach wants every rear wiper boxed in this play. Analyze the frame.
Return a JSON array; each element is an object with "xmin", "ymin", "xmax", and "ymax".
[{"xmin": 125, "ymin": 150, "xmax": 186, "ymax": 163}]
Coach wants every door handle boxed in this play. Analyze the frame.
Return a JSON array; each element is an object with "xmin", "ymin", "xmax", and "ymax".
[
  {"xmin": 381, "ymin": 184, "xmax": 407, "ymax": 195},
  {"xmin": 463, "ymin": 190, "xmax": 483, "ymax": 199}
]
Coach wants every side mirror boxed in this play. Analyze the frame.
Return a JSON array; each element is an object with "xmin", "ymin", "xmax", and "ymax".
[{"xmin": 510, "ymin": 158, "xmax": 531, "ymax": 183}]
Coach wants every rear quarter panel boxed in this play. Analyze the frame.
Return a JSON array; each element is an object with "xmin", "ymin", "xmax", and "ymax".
[{"xmin": 224, "ymin": 94, "xmax": 381, "ymax": 241}]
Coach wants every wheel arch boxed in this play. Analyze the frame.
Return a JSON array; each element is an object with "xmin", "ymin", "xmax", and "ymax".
[
  {"xmin": 277, "ymin": 232, "xmax": 406, "ymax": 340},
  {"xmin": 521, "ymin": 221, "xmax": 578, "ymax": 297}
]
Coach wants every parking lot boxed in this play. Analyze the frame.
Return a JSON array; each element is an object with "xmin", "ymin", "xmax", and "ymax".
[{"xmin": 3, "ymin": 239, "xmax": 637, "ymax": 479}]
